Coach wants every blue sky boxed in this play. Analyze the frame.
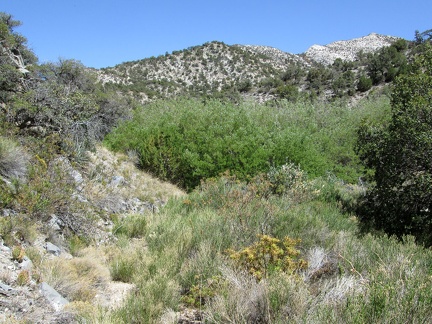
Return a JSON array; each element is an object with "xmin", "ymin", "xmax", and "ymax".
[{"xmin": 2, "ymin": 0, "xmax": 431, "ymax": 68}]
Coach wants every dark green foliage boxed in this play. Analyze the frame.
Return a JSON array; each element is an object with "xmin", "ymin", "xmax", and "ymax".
[
  {"xmin": 0, "ymin": 64, "xmax": 21, "ymax": 102},
  {"xmin": 392, "ymin": 39, "xmax": 408, "ymax": 51},
  {"xmin": 275, "ymin": 84, "xmax": 299, "ymax": 101},
  {"xmin": 332, "ymin": 71, "xmax": 355, "ymax": 97},
  {"xmin": 8, "ymin": 59, "xmax": 130, "ymax": 155},
  {"xmin": 236, "ymin": 79, "xmax": 252, "ymax": 93},
  {"xmin": 366, "ymin": 43, "xmax": 407, "ymax": 85},
  {"xmin": 0, "ymin": 12, "xmax": 132, "ymax": 163},
  {"xmin": 415, "ymin": 29, "xmax": 432, "ymax": 45},
  {"xmin": 306, "ymin": 66, "xmax": 333, "ymax": 94},
  {"xmin": 0, "ymin": 13, "xmax": 36, "ymax": 104},
  {"xmin": 357, "ymin": 75, "xmax": 373, "ymax": 92},
  {"xmin": 280, "ymin": 64, "xmax": 305, "ymax": 83},
  {"xmin": 0, "ymin": 13, "xmax": 37, "ymax": 67},
  {"xmin": 259, "ymin": 77, "xmax": 283, "ymax": 92},
  {"xmin": 356, "ymin": 44, "xmax": 432, "ymax": 245}
]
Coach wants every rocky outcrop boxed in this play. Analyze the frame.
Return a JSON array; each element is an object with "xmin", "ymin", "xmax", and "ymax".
[
  {"xmin": 237, "ymin": 44, "xmax": 308, "ymax": 68},
  {"xmin": 305, "ymin": 33, "xmax": 399, "ymax": 65},
  {"xmin": 39, "ymin": 282, "xmax": 69, "ymax": 312}
]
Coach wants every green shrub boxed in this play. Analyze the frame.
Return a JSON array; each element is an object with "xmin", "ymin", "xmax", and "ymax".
[
  {"xmin": 275, "ymin": 84, "xmax": 299, "ymax": 101},
  {"xmin": 68, "ymin": 235, "xmax": 89, "ymax": 257},
  {"xmin": 16, "ymin": 270, "xmax": 30, "ymax": 286},
  {"xmin": 11, "ymin": 245, "xmax": 25, "ymax": 262},
  {"xmin": 113, "ymin": 214, "xmax": 147, "ymax": 239},
  {"xmin": 357, "ymin": 75, "xmax": 373, "ymax": 92},
  {"xmin": 366, "ymin": 44, "xmax": 407, "ymax": 85},
  {"xmin": 181, "ymin": 275, "xmax": 223, "ymax": 307},
  {"xmin": 227, "ymin": 234, "xmax": 307, "ymax": 280},
  {"xmin": 105, "ymin": 98, "xmax": 359, "ymax": 191},
  {"xmin": 0, "ymin": 215, "xmax": 38, "ymax": 246},
  {"xmin": 110, "ymin": 257, "xmax": 135, "ymax": 283}
]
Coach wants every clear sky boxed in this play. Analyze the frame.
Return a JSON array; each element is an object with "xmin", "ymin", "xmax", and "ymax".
[{"xmin": 2, "ymin": 0, "xmax": 431, "ymax": 68}]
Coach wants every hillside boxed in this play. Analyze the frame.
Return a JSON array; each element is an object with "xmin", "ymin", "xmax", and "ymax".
[
  {"xmin": 98, "ymin": 41, "xmax": 303, "ymax": 101},
  {"xmin": 98, "ymin": 33, "xmax": 401, "ymax": 102},
  {"xmin": 304, "ymin": 32, "xmax": 398, "ymax": 64}
]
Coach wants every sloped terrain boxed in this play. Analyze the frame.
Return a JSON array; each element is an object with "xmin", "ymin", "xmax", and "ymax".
[
  {"xmin": 98, "ymin": 41, "xmax": 300, "ymax": 100},
  {"xmin": 305, "ymin": 33, "xmax": 398, "ymax": 65},
  {"xmin": 0, "ymin": 146, "xmax": 184, "ymax": 323},
  {"xmin": 97, "ymin": 33, "xmax": 401, "ymax": 103}
]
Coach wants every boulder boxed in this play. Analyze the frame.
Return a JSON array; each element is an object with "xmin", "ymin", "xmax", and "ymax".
[
  {"xmin": 45, "ymin": 242, "xmax": 61, "ymax": 256},
  {"xmin": 39, "ymin": 282, "xmax": 69, "ymax": 311}
]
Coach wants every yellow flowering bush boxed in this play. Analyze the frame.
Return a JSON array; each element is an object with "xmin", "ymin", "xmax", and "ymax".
[{"xmin": 227, "ymin": 234, "xmax": 307, "ymax": 280}]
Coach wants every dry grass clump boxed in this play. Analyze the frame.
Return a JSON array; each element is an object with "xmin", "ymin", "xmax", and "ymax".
[
  {"xmin": 305, "ymin": 247, "xmax": 339, "ymax": 282},
  {"xmin": 63, "ymin": 301, "xmax": 112, "ymax": 324},
  {"xmin": 0, "ymin": 136, "xmax": 30, "ymax": 181},
  {"xmin": 317, "ymin": 275, "xmax": 366, "ymax": 305},
  {"xmin": 40, "ymin": 251, "xmax": 110, "ymax": 302},
  {"xmin": 205, "ymin": 266, "xmax": 270, "ymax": 323},
  {"xmin": 0, "ymin": 216, "xmax": 38, "ymax": 247},
  {"xmin": 84, "ymin": 146, "xmax": 184, "ymax": 207}
]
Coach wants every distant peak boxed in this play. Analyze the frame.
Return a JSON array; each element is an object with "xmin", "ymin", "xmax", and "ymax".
[{"xmin": 305, "ymin": 33, "xmax": 399, "ymax": 65}]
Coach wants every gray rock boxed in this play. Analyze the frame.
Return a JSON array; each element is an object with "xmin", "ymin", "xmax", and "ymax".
[
  {"xmin": 20, "ymin": 256, "xmax": 33, "ymax": 271},
  {"xmin": 2, "ymin": 208, "xmax": 15, "ymax": 217},
  {"xmin": 110, "ymin": 175, "xmax": 125, "ymax": 187},
  {"xmin": 48, "ymin": 214, "xmax": 63, "ymax": 231},
  {"xmin": 72, "ymin": 193, "xmax": 88, "ymax": 203},
  {"xmin": 51, "ymin": 157, "xmax": 84, "ymax": 191},
  {"xmin": 0, "ymin": 242, "xmax": 11, "ymax": 253},
  {"xmin": 45, "ymin": 242, "xmax": 61, "ymax": 256},
  {"xmin": 0, "ymin": 282, "xmax": 15, "ymax": 295},
  {"xmin": 39, "ymin": 282, "xmax": 69, "ymax": 311},
  {"xmin": 305, "ymin": 33, "xmax": 398, "ymax": 65}
]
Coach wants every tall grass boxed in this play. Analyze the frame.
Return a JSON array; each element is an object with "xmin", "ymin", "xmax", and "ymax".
[{"xmin": 108, "ymin": 169, "xmax": 432, "ymax": 323}]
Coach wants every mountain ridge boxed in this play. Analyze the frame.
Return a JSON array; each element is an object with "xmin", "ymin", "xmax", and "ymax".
[
  {"xmin": 305, "ymin": 32, "xmax": 399, "ymax": 64},
  {"xmin": 97, "ymin": 33, "xmax": 403, "ymax": 102}
]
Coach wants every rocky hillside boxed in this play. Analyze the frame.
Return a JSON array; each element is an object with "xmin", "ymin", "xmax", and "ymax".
[
  {"xmin": 98, "ymin": 33, "xmax": 403, "ymax": 102},
  {"xmin": 0, "ymin": 146, "xmax": 184, "ymax": 323},
  {"xmin": 98, "ymin": 41, "xmax": 303, "ymax": 100},
  {"xmin": 305, "ymin": 33, "xmax": 398, "ymax": 65}
]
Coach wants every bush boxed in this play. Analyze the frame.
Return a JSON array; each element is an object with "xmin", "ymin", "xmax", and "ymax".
[
  {"xmin": 227, "ymin": 234, "xmax": 307, "ymax": 280},
  {"xmin": 267, "ymin": 163, "xmax": 308, "ymax": 196},
  {"xmin": 366, "ymin": 44, "xmax": 407, "ymax": 85},
  {"xmin": 236, "ymin": 79, "xmax": 252, "ymax": 93},
  {"xmin": 16, "ymin": 270, "xmax": 30, "ymax": 286},
  {"xmin": 110, "ymin": 257, "xmax": 135, "ymax": 283},
  {"xmin": 105, "ymin": 99, "xmax": 359, "ymax": 190},
  {"xmin": 275, "ymin": 84, "xmax": 299, "ymax": 101},
  {"xmin": 105, "ymin": 99, "xmax": 263, "ymax": 190},
  {"xmin": 357, "ymin": 75, "xmax": 373, "ymax": 92}
]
